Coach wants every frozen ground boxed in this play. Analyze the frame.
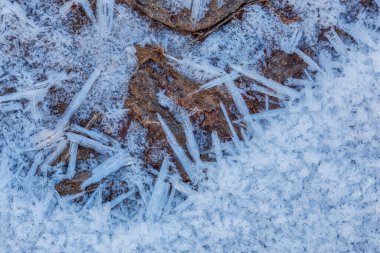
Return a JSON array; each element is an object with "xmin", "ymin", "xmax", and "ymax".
[{"xmin": 0, "ymin": 0, "xmax": 379, "ymax": 252}]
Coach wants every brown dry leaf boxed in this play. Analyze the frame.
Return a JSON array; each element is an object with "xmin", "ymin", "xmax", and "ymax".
[{"xmin": 120, "ymin": 0, "xmax": 247, "ymax": 33}]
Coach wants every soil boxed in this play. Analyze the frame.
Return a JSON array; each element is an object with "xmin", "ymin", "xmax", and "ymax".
[
  {"xmin": 55, "ymin": 170, "xmax": 97, "ymax": 196},
  {"xmin": 262, "ymin": 50, "xmax": 308, "ymax": 84},
  {"xmin": 125, "ymin": 45, "xmax": 242, "ymax": 180}
]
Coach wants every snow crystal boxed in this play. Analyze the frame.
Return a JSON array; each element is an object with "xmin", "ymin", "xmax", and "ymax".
[
  {"xmin": 145, "ymin": 156, "xmax": 170, "ymax": 222},
  {"xmin": 65, "ymin": 132, "xmax": 115, "ymax": 155},
  {"xmin": 66, "ymin": 142, "xmax": 78, "ymax": 178},
  {"xmin": 198, "ymin": 71, "xmax": 240, "ymax": 91},
  {"xmin": 96, "ymin": 0, "xmax": 115, "ymax": 36},
  {"xmin": 108, "ymin": 188, "xmax": 137, "ymax": 209},
  {"xmin": 231, "ymin": 64, "xmax": 300, "ymax": 98},
  {"xmin": 180, "ymin": 111, "xmax": 202, "ymax": 166},
  {"xmin": 81, "ymin": 151, "xmax": 133, "ymax": 189},
  {"xmin": 191, "ymin": 0, "xmax": 211, "ymax": 22},
  {"xmin": 157, "ymin": 113, "xmax": 196, "ymax": 180},
  {"xmin": 220, "ymin": 102, "xmax": 241, "ymax": 152}
]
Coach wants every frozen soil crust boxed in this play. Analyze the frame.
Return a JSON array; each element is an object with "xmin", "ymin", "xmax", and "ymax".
[{"xmin": 0, "ymin": 0, "xmax": 379, "ymax": 252}]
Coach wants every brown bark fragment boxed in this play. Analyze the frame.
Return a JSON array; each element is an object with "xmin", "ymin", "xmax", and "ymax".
[{"xmin": 120, "ymin": 0, "xmax": 247, "ymax": 33}]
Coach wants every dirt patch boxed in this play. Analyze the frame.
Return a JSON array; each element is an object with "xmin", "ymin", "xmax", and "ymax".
[
  {"xmin": 60, "ymin": 0, "xmax": 97, "ymax": 34},
  {"xmin": 55, "ymin": 170, "xmax": 96, "ymax": 196},
  {"xmin": 0, "ymin": 87, "xmax": 17, "ymax": 95},
  {"xmin": 125, "ymin": 45, "xmax": 250, "ymax": 179},
  {"xmin": 262, "ymin": 50, "xmax": 308, "ymax": 84},
  {"xmin": 126, "ymin": 46, "xmax": 307, "ymax": 180},
  {"xmin": 48, "ymin": 86, "xmax": 69, "ymax": 116}
]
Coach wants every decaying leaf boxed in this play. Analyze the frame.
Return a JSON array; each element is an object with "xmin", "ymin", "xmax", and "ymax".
[{"xmin": 120, "ymin": 0, "xmax": 248, "ymax": 33}]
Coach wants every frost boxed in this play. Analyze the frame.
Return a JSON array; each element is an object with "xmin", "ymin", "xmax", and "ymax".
[
  {"xmin": 157, "ymin": 113, "xmax": 196, "ymax": 181},
  {"xmin": 108, "ymin": 188, "xmax": 137, "ymax": 209},
  {"xmin": 81, "ymin": 151, "xmax": 133, "ymax": 189},
  {"xmin": 145, "ymin": 156, "xmax": 170, "ymax": 222},
  {"xmin": 247, "ymin": 83, "xmax": 286, "ymax": 100},
  {"xmin": 324, "ymin": 28, "xmax": 348, "ymax": 56},
  {"xmin": 56, "ymin": 68, "xmax": 102, "ymax": 132},
  {"xmin": 0, "ymin": 72, "xmax": 63, "ymax": 117},
  {"xmin": 1, "ymin": 1, "xmax": 379, "ymax": 252},
  {"xmin": 0, "ymin": 88, "xmax": 48, "ymax": 103},
  {"xmin": 0, "ymin": 102, "xmax": 22, "ymax": 113},
  {"xmin": 65, "ymin": 132, "xmax": 115, "ymax": 155},
  {"xmin": 168, "ymin": 176, "xmax": 197, "ymax": 196},
  {"xmin": 191, "ymin": 0, "xmax": 211, "ymax": 22},
  {"xmin": 0, "ymin": 0, "xmax": 37, "ymax": 30},
  {"xmin": 163, "ymin": 186, "xmax": 176, "ymax": 214},
  {"xmin": 26, "ymin": 152, "xmax": 43, "ymax": 178},
  {"xmin": 294, "ymin": 48, "xmax": 323, "ymax": 73},
  {"xmin": 198, "ymin": 71, "xmax": 240, "ymax": 91},
  {"xmin": 66, "ymin": 142, "xmax": 78, "ymax": 178},
  {"xmin": 59, "ymin": 1, "xmax": 75, "ymax": 18},
  {"xmin": 136, "ymin": 180, "xmax": 148, "ymax": 207},
  {"xmin": 211, "ymin": 131, "xmax": 223, "ymax": 165},
  {"xmin": 0, "ymin": 150, "xmax": 12, "ymax": 189},
  {"xmin": 61, "ymin": 0, "xmax": 96, "ymax": 23},
  {"xmin": 96, "ymin": 0, "xmax": 115, "ymax": 36},
  {"xmin": 161, "ymin": 0, "xmax": 192, "ymax": 13},
  {"xmin": 33, "ymin": 68, "xmax": 101, "ymax": 149},
  {"xmin": 172, "ymin": 194, "xmax": 197, "ymax": 214},
  {"xmin": 220, "ymin": 102, "xmax": 241, "ymax": 152},
  {"xmin": 340, "ymin": 23, "xmax": 378, "ymax": 50},
  {"xmin": 180, "ymin": 112, "xmax": 201, "ymax": 166},
  {"xmin": 166, "ymin": 54, "xmax": 224, "ymax": 80},
  {"xmin": 71, "ymin": 124, "xmax": 116, "ymax": 146},
  {"xmin": 249, "ymin": 108, "xmax": 286, "ymax": 120},
  {"xmin": 225, "ymin": 80, "xmax": 256, "ymax": 132},
  {"xmin": 280, "ymin": 29, "xmax": 302, "ymax": 54},
  {"xmin": 40, "ymin": 141, "xmax": 68, "ymax": 169},
  {"xmin": 125, "ymin": 46, "xmax": 137, "ymax": 66},
  {"xmin": 161, "ymin": 0, "xmax": 214, "ymax": 21},
  {"xmin": 217, "ymin": 0, "xmax": 224, "ymax": 8},
  {"xmin": 231, "ymin": 65, "xmax": 300, "ymax": 98}
]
